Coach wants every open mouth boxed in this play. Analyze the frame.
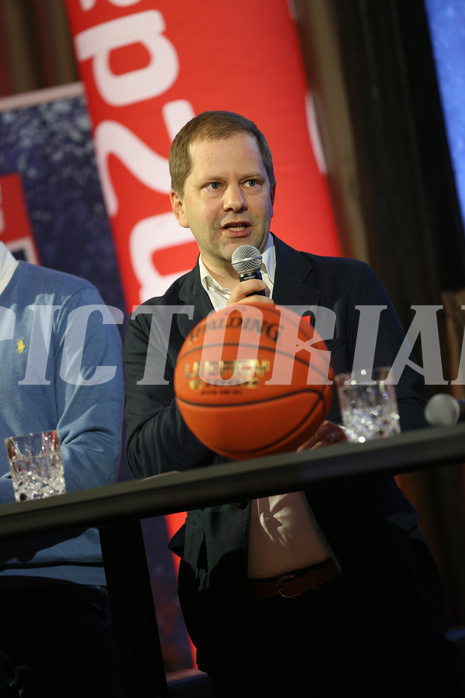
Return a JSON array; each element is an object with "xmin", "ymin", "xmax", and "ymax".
[{"xmin": 222, "ymin": 222, "xmax": 250, "ymax": 233}]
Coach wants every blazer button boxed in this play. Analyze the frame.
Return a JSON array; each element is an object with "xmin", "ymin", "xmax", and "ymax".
[{"xmin": 235, "ymin": 501, "xmax": 248, "ymax": 510}]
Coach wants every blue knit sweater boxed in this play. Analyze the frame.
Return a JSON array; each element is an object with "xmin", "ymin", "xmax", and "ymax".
[{"xmin": 0, "ymin": 259, "xmax": 124, "ymax": 585}]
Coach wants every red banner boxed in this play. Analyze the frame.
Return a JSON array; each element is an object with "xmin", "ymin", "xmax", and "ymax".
[
  {"xmin": 65, "ymin": 0, "xmax": 341, "ymax": 309},
  {"xmin": 64, "ymin": 0, "xmax": 342, "ymax": 666}
]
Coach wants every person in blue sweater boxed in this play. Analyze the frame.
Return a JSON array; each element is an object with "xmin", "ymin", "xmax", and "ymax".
[{"xmin": 0, "ymin": 242, "xmax": 124, "ymax": 697}]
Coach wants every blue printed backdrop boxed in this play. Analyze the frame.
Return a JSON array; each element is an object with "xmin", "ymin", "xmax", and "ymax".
[
  {"xmin": 424, "ymin": 0, "xmax": 465, "ymax": 232},
  {"xmin": 0, "ymin": 87, "xmax": 192, "ymax": 671},
  {"xmin": 0, "ymin": 92, "xmax": 125, "ymax": 312}
]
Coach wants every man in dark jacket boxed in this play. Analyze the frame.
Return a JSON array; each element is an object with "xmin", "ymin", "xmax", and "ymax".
[{"xmin": 124, "ymin": 111, "xmax": 453, "ymax": 697}]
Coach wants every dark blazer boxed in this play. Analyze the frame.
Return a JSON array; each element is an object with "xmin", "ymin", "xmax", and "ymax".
[{"xmin": 124, "ymin": 236, "xmax": 448, "ymax": 672}]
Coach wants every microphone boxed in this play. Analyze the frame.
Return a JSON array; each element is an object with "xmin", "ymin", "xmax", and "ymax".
[
  {"xmin": 231, "ymin": 245, "xmax": 266, "ymax": 296},
  {"xmin": 424, "ymin": 393, "xmax": 465, "ymax": 426}
]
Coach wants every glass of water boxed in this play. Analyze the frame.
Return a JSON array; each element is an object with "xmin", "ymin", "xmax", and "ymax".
[
  {"xmin": 5, "ymin": 430, "xmax": 66, "ymax": 502},
  {"xmin": 335, "ymin": 367, "xmax": 400, "ymax": 443}
]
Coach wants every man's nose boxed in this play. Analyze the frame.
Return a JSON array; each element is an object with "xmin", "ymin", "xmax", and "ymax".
[{"xmin": 223, "ymin": 184, "xmax": 247, "ymax": 211}]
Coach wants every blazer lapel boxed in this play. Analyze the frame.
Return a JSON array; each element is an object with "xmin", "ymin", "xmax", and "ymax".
[
  {"xmin": 272, "ymin": 236, "xmax": 321, "ymax": 309},
  {"xmin": 174, "ymin": 237, "xmax": 321, "ymax": 341},
  {"xmin": 177, "ymin": 262, "xmax": 214, "ymax": 339}
]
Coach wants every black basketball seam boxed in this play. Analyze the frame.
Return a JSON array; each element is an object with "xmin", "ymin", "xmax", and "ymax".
[
  {"xmin": 176, "ymin": 386, "xmax": 330, "ymax": 409},
  {"xmin": 189, "ymin": 393, "xmax": 328, "ymax": 457}
]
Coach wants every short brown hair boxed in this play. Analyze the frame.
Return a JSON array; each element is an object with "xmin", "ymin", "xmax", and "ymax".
[{"xmin": 169, "ymin": 111, "xmax": 276, "ymax": 196}]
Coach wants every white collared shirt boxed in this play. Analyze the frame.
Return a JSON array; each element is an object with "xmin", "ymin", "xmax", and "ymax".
[
  {"xmin": 0, "ymin": 243, "xmax": 18, "ymax": 296},
  {"xmin": 198, "ymin": 234, "xmax": 329, "ymax": 578},
  {"xmin": 199, "ymin": 233, "xmax": 276, "ymax": 308}
]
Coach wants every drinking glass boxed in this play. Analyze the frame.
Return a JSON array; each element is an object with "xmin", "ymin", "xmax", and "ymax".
[
  {"xmin": 5, "ymin": 430, "xmax": 66, "ymax": 502},
  {"xmin": 335, "ymin": 367, "xmax": 400, "ymax": 443}
]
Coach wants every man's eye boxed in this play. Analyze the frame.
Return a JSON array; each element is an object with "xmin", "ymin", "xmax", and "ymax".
[
  {"xmin": 245, "ymin": 179, "xmax": 258, "ymax": 187},
  {"xmin": 208, "ymin": 182, "xmax": 221, "ymax": 190}
]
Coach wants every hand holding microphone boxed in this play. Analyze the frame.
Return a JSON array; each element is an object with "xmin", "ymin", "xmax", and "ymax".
[
  {"xmin": 231, "ymin": 245, "xmax": 266, "ymax": 297},
  {"xmin": 228, "ymin": 244, "xmax": 270, "ymax": 305}
]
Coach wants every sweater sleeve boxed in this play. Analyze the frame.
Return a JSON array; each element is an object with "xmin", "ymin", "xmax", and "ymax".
[{"xmin": 52, "ymin": 287, "xmax": 124, "ymax": 492}]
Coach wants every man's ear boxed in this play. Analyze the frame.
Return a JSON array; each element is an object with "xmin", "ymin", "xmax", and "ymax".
[{"xmin": 170, "ymin": 190, "xmax": 189, "ymax": 228}]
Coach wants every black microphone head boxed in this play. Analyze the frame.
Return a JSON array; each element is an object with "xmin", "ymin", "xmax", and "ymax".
[
  {"xmin": 424, "ymin": 393, "xmax": 460, "ymax": 426},
  {"xmin": 231, "ymin": 245, "xmax": 262, "ymax": 274}
]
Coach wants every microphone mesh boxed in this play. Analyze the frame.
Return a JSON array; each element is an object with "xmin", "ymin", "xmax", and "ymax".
[
  {"xmin": 231, "ymin": 245, "xmax": 262, "ymax": 274},
  {"xmin": 424, "ymin": 393, "xmax": 460, "ymax": 426}
]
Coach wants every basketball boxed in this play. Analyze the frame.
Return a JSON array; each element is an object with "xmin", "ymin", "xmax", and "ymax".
[{"xmin": 174, "ymin": 302, "xmax": 334, "ymax": 460}]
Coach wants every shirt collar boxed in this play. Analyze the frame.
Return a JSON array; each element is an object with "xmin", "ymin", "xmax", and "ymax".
[
  {"xmin": 260, "ymin": 233, "xmax": 276, "ymax": 283},
  {"xmin": 199, "ymin": 233, "xmax": 275, "ymax": 294},
  {"xmin": 0, "ymin": 242, "xmax": 19, "ymax": 296}
]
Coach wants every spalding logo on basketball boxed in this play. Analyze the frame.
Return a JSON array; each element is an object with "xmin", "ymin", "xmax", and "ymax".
[{"xmin": 174, "ymin": 302, "xmax": 334, "ymax": 459}]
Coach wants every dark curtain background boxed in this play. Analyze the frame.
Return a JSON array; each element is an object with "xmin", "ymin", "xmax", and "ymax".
[
  {"xmin": 1, "ymin": 0, "xmax": 465, "ymax": 630},
  {"xmin": 0, "ymin": 0, "xmax": 77, "ymax": 95},
  {"xmin": 294, "ymin": 0, "xmax": 465, "ymax": 626}
]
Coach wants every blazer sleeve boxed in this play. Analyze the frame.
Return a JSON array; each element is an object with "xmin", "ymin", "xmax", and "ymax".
[{"xmin": 124, "ymin": 303, "xmax": 216, "ymax": 479}]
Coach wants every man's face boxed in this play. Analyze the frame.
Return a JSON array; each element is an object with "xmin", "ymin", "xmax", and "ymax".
[{"xmin": 170, "ymin": 133, "xmax": 275, "ymax": 271}]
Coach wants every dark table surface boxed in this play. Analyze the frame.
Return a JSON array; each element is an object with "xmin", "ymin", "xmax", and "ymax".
[
  {"xmin": 1, "ymin": 422, "xmax": 465, "ymax": 697},
  {"xmin": 0, "ymin": 422, "xmax": 464, "ymax": 541}
]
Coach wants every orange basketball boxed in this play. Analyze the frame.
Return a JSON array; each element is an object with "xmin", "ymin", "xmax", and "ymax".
[{"xmin": 174, "ymin": 302, "xmax": 334, "ymax": 460}]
